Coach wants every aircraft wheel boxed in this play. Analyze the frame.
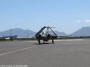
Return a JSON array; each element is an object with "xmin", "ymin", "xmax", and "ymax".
[
  {"xmin": 52, "ymin": 39, "xmax": 54, "ymax": 44},
  {"xmin": 38, "ymin": 39, "xmax": 41, "ymax": 45}
]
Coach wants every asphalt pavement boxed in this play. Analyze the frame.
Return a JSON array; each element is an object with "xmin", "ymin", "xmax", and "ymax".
[{"xmin": 0, "ymin": 39, "xmax": 90, "ymax": 67}]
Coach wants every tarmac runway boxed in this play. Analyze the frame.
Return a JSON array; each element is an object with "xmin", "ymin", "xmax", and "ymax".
[{"xmin": 0, "ymin": 39, "xmax": 90, "ymax": 67}]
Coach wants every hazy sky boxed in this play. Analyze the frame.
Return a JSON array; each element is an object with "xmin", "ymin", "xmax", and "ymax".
[{"xmin": 0, "ymin": 0, "xmax": 90, "ymax": 34}]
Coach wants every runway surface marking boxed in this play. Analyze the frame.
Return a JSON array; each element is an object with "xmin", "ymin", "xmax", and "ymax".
[{"xmin": 0, "ymin": 46, "xmax": 35, "ymax": 56}]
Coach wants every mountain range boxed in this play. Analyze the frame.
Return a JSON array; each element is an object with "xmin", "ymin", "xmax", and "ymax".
[
  {"xmin": 0, "ymin": 26, "xmax": 90, "ymax": 38},
  {"xmin": 0, "ymin": 28, "xmax": 66, "ymax": 38},
  {"xmin": 72, "ymin": 27, "xmax": 90, "ymax": 36},
  {"xmin": 0, "ymin": 28, "xmax": 36, "ymax": 38}
]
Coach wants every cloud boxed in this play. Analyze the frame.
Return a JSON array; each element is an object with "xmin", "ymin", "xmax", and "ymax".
[
  {"xmin": 85, "ymin": 19, "xmax": 90, "ymax": 23},
  {"xmin": 76, "ymin": 19, "xmax": 90, "ymax": 23}
]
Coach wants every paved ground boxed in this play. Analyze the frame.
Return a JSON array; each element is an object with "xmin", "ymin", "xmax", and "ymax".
[{"xmin": 0, "ymin": 39, "xmax": 90, "ymax": 67}]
